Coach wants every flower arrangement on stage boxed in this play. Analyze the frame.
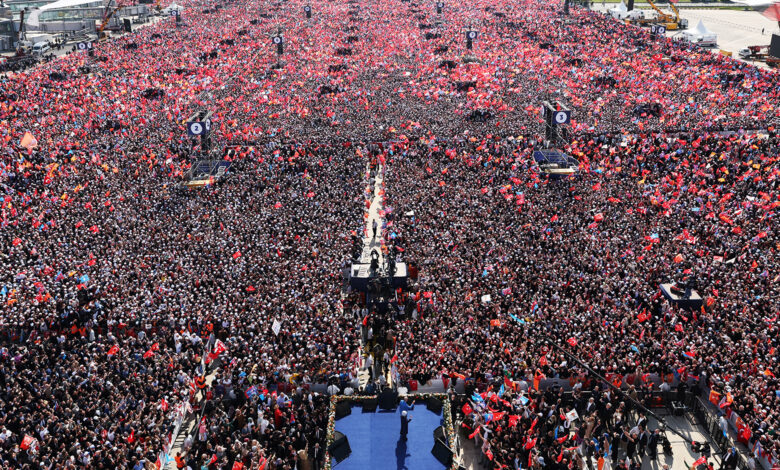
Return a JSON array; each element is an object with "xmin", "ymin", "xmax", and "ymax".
[
  {"xmin": 323, "ymin": 393, "xmax": 458, "ymax": 470},
  {"xmin": 324, "ymin": 395, "xmax": 338, "ymax": 470}
]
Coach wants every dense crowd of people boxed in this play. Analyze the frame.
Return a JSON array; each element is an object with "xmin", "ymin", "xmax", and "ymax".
[
  {"xmin": 383, "ymin": 131, "xmax": 778, "ymax": 469},
  {"xmin": 0, "ymin": 0, "xmax": 778, "ymax": 467}
]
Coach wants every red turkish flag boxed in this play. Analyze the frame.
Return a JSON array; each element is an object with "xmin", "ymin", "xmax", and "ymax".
[
  {"xmin": 20, "ymin": 435, "xmax": 35, "ymax": 450},
  {"xmin": 761, "ymin": 2, "xmax": 780, "ymax": 20},
  {"xmin": 637, "ymin": 310, "xmax": 649, "ymax": 322},
  {"xmin": 107, "ymin": 345, "xmax": 119, "ymax": 356}
]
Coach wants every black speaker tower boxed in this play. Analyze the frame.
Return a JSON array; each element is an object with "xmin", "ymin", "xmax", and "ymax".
[
  {"xmin": 427, "ymin": 396, "xmax": 443, "ymax": 415},
  {"xmin": 335, "ymin": 400, "xmax": 352, "ymax": 419},
  {"xmin": 362, "ymin": 397, "xmax": 378, "ymax": 412},
  {"xmin": 431, "ymin": 438, "xmax": 454, "ymax": 466},
  {"xmin": 379, "ymin": 390, "xmax": 398, "ymax": 410},
  {"xmin": 329, "ymin": 431, "xmax": 352, "ymax": 463}
]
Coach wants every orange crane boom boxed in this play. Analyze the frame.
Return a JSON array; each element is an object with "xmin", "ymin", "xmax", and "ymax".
[{"xmin": 98, "ymin": 0, "xmax": 123, "ymax": 36}]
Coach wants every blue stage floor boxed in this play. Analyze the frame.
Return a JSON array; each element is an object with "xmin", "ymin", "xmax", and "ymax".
[{"xmin": 333, "ymin": 403, "xmax": 447, "ymax": 470}]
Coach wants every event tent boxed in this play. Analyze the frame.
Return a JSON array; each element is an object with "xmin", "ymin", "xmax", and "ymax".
[{"xmin": 680, "ymin": 20, "xmax": 718, "ymax": 47}]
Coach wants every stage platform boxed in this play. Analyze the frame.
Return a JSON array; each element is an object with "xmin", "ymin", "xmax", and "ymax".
[
  {"xmin": 185, "ymin": 159, "xmax": 231, "ymax": 188},
  {"xmin": 660, "ymin": 283, "xmax": 703, "ymax": 310},
  {"xmin": 333, "ymin": 403, "xmax": 447, "ymax": 470},
  {"xmin": 532, "ymin": 149, "xmax": 579, "ymax": 176}
]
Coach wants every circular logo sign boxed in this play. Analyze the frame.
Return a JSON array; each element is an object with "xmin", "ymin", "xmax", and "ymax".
[
  {"xmin": 554, "ymin": 111, "xmax": 569, "ymax": 124},
  {"xmin": 189, "ymin": 122, "xmax": 203, "ymax": 135},
  {"xmin": 304, "ymin": 5, "xmax": 311, "ymax": 11},
  {"xmin": 272, "ymin": 36, "xmax": 283, "ymax": 44},
  {"xmin": 467, "ymin": 31, "xmax": 477, "ymax": 39}
]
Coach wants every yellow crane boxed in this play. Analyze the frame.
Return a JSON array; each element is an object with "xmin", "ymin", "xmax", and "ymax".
[
  {"xmin": 628, "ymin": 0, "xmax": 687, "ymax": 30},
  {"xmin": 98, "ymin": 0, "xmax": 124, "ymax": 40},
  {"xmin": 647, "ymin": 0, "xmax": 687, "ymax": 30},
  {"xmin": 647, "ymin": 0, "xmax": 675, "ymax": 23},
  {"xmin": 665, "ymin": 1, "xmax": 688, "ymax": 30}
]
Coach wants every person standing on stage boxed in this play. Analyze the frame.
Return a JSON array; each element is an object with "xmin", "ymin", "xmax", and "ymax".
[
  {"xmin": 400, "ymin": 410, "xmax": 412, "ymax": 441},
  {"xmin": 399, "ymin": 397, "xmax": 415, "ymax": 412}
]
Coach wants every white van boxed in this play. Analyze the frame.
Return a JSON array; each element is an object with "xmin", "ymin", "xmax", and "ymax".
[
  {"xmin": 32, "ymin": 43, "xmax": 51, "ymax": 55},
  {"xmin": 738, "ymin": 48, "xmax": 753, "ymax": 59}
]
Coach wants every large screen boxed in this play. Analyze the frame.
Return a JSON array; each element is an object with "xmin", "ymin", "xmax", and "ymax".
[{"xmin": 770, "ymin": 34, "xmax": 780, "ymax": 59}]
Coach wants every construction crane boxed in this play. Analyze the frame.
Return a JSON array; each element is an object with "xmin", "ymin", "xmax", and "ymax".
[
  {"xmin": 98, "ymin": 0, "xmax": 124, "ymax": 39},
  {"xmin": 14, "ymin": 9, "xmax": 28, "ymax": 53},
  {"xmin": 647, "ymin": 0, "xmax": 675, "ymax": 23},
  {"xmin": 665, "ymin": 1, "xmax": 688, "ymax": 30},
  {"xmin": 628, "ymin": 0, "xmax": 687, "ymax": 30},
  {"xmin": 17, "ymin": 9, "xmax": 26, "ymax": 42}
]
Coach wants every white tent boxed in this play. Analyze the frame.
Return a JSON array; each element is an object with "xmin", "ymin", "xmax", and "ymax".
[
  {"xmin": 608, "ymin": 1, "xmax": 642, "ymax": 20},
  {"xmin": 681, "ymin": 20, "xmax": 717, "ymax": 47},
  {"xmin": 162, "ymin": 3, "xmax": 184, "ymax": 13},
  {"xmin": 609, "ymin": 1, "xmax": 628, "ymax": 13},
  {"xmin": 608, "ymin": 1, "xmax": 627, "ymax": 17}
]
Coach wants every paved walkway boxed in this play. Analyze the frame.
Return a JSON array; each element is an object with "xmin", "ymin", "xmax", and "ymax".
[
  {"xmin": 359, "ymin": 162, "xmax": 387, "ymax": 275},
  {"xmin": 163, "ymin": 368, "xmax": 219, "ymax": 469},
  {"xmin": 357, "ymin": 160, "xmax": 388, "ymax": 391}
]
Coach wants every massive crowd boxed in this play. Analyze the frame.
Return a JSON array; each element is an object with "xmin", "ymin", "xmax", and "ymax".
[
  {"xmin": 0, "ymin": 0, "xmax": 778, "ymax": 467},
  {"xmin": 384, "ymin": 131, "xmax": 778, "ymax": 469}
]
